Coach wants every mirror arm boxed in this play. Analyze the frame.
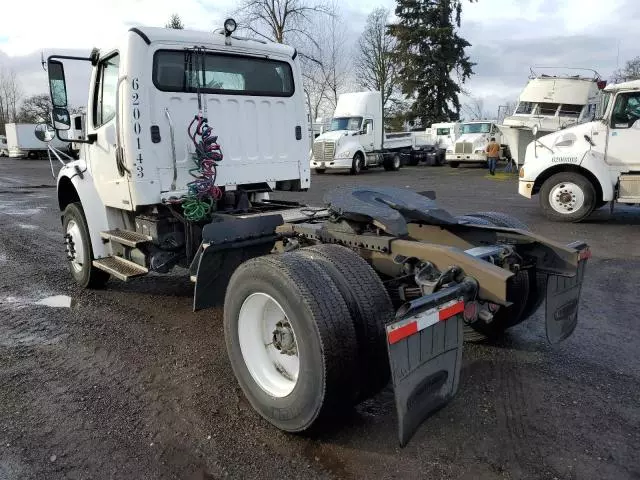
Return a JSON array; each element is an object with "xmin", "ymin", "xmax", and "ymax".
[{"xmin": 55, "ymin": 130, "xmax": 96, "ymax": 145}]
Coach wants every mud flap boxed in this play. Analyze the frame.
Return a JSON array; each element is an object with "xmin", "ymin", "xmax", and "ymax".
[
  {"xmin": 545, "ymin": 255, "xmax": 589, "ymax": 344},
  {"xmin": 192, "ymin": 214, "xmax": 283, "ymax": 311},
  {"xmin": 386, "ymin": 285, "xmax": 465, "ymax": 447}
]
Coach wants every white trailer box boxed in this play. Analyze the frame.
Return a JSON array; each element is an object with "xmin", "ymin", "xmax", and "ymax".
[{"xmin": 6, "ymin": 123, "xmax": 67, "ymax": 158}]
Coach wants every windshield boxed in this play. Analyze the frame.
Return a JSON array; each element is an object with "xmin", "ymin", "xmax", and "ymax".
[
  {"xmin": 436, "ymin": 128, "xmax": 450, "ymax": 135},
  {"xmin": 461, "ymin": 123, "xmax": 491, "ymax": 134},
  {"xmin": 329, "ymin": 117, "xmax": 362, "ymax": 131}
]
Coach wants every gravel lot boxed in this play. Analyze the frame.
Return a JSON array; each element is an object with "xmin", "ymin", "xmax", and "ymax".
[{"xmin": 1, "ymin": 159, "xmax": 639, "ymax": 480}]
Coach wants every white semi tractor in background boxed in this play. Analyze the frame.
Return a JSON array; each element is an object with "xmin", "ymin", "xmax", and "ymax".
[
  {"xmin": 5, "ymin": 122, "xmax": 68, "ymax": 158},
  {"xmin": 519, "ymin": 79, "xmax": 640, "ymax": 221},
  {"xmin": 430, "ymin": 122, "xmax": 460, "ymax": 165},
  {"xmin": 310, "ymin": 92, "xmax": 435, "ymax": 174},
  {"xmin": 445, "ymin": 120, "xmax": 510, "ymax": 168}
]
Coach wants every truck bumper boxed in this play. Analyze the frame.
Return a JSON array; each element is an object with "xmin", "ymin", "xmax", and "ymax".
[
  {"xmin": 310, "ymin": 158, "xmax": 352, "ymax": 170},
  {"xmin": 518, "ymin": 179, "xmax": 535, "ymax": 198},
  {"xmin": 446, "ymin": 153, "xmax": 486, "ymax": 163}
]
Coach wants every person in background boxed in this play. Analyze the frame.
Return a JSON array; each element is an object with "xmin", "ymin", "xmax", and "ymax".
[{"xmin": 485, "ymin": 137, "xmax": 500, "ymax": 176}]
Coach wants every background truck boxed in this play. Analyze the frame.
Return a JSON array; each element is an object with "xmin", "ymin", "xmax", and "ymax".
[
  {"xmin": 310, "ymin": 92, "xmax": 435, "ymax": 174},
  {"xmin": 0, "ymin": 135, "xmax": 8, "ymax": 156},
  {"xmin": 445, "ymin": 120, "xmax": 510, "ymax": 168},
  {"xmin": 519, "ymin": 79, "xmax": 640, "ymax": 222},
  {"xmin": 5, "ymin": 122, "xmax": 68, "ymax": 158},
  {"xmin": 429, "ymin": 122, "xmax": 460, "ymax": 165},
  {"xmin": 42, "ymin": 22, "xmax": 590, "ymax": 446}
]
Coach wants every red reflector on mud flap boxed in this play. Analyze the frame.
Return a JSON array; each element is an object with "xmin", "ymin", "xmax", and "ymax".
[
  {"xmin": 387, "ymin": 299, "xmax": 464, "ymax": 345},
  {"xmin": 579, "ymin": 248, "xmax": 592, "ymax": 261}
]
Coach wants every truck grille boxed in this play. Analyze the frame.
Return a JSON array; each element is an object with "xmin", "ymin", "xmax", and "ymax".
[
  {"xmin": 454, "ymin": 142, "xmax": 474, "ymax": 154},
  {"xmin": 313, "ymin": 141, "xmax": 336, "ymax": 161}
]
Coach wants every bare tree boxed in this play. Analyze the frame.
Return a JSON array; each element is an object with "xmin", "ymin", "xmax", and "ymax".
[
  {"xmin": 355, "ymin": 8, "xmax": 398, "ymax": 112},
  {"xmin": 461, "ymin": 95, "xmax": 489, "ymax": 120},
  {"xmin": 319, "ymin": 7, "xmax": 349, "ymax": 110},
  {"xmin": 612, "ymin": 56, "xmax": 640, "ymax": 83},
  {"xmin": 236, "ymin": 0, "xmax": 331, "ymax": 45},
  {"xmin": 165, "ymin": 14, "xmax": 184, "ymax": 29},
  {"xmin": 18, "ymin": 93, "xmax": 52, "ymax": 123},
  {"xmin": 0, "ymin": 68, "xmax": 22, "ymax": 134}
]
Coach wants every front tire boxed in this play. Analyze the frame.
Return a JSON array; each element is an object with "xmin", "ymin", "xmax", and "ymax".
[
  {"xmin": 449, "ymin": 161, "xmax": 459, "ymax": 168},
  {"xmin": 315, "ymin": 168, "xmax": 326, "ymax": 174},
  {"xmin": 223, "ymin": 253, "xmax": 358, "ymax": 432},
  {"xmin": 539, "ymin": 172, "xmax": 596, "ymax": 222},
  {"xmin": 62, "ymin": 202, "xmax": 110, "ymax": 289},
  {"xmin": 350, "ymin": 153, "xmax": 364, "ymax": 175}
]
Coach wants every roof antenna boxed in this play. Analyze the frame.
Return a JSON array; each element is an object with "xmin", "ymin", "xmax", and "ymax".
[{"xmin": 41, "ymin": 51, "xmax": 47, "ymax": 71}]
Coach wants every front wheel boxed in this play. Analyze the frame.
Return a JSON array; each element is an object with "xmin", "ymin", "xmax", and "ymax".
[
  {"xmin": 350, "ymin": 153, "xmax": 364, "ymax": 175},
  {"xmin": 62, "ymin": 203, "xmax": 110, "ymax": 288},
  {"xmin": 539, "ymin": 172, "xmax": 596, "ymax": 222},
  {"xmin": 315, "ymin": 168, "xmax": 326, "ymax": 174},
  {"xmin": 449, "ymin": 161, "xmax": 459, "ymax": 168}
]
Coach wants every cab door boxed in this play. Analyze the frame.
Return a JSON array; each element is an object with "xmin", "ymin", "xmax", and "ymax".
[
  {"xmin": 361, "ymin": 118, "xmax": 375, "ymax": 152},
  {"xmin": 605, "ymin": 90, "xmax": 640, "ymax": 168},
  {"xmin": 87, "ymin": 52, "xmax": 133, "ymax": 209}
]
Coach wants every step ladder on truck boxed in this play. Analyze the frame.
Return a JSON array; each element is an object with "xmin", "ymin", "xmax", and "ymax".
[
  {"xmin": 41, "ymin": 20, "xmax": 592, "ymax": 446},
  {"xmin": 518, "ymin": 79, "xmax": 640, "ymax": 222}
]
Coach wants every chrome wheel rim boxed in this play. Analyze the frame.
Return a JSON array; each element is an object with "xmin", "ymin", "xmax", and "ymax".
[{"xmin": 65, "ymin": 220, "xmax": 85, "ymax": 273}]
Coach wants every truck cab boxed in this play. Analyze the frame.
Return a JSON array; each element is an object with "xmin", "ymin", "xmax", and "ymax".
[
  {"xmin": 445, "ymin": 120, "xmax": 507, "ymax": 168},
  {"xmin": 45, "ymin": 25, "xmax": 309, "ymax": 286},
  {"xmin": 518, "ymin": 79, "xmax": 640, "ymax": 221}
]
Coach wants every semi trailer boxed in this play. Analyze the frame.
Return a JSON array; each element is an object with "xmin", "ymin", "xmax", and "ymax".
[{"xmin": 42, "ymin": 22, "xmax": 591, "ymax": 446}]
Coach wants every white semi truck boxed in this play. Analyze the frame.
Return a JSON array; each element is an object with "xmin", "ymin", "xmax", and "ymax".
[
  {"xmin": 41, "ymin": 22, "xmax": 591, "ymax": 446},
  {"xmin": 5, "ymin": 122, "xmax": 68, "ymax": 158},
  {"xmin": 310, "ymin": 92, "xmax": 435, "ymax": 174},
  {"xmin": 445, "ymin": 120, "xmax": 510, "ymax": 168},
  {"xmin": 519, "ymin": 79, "xmax": 640, "ymax": 222}
]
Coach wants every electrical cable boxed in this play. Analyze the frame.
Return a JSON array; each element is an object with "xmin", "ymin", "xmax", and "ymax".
[{"xmin": 163, "ymin": 47, "xmax": 224, "ymax": 222}]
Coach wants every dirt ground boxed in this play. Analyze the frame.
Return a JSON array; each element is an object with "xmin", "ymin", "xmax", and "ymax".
[{"xmin": 0, "ymin": 159, "xmax": 638, "ymax": 480}]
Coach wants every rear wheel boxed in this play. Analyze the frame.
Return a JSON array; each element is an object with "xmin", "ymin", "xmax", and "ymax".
[
  {"xmin": 297, "ymin": 244, "xmax": 394, "ymax": 400},
  {"xmin": 539, "ymin": 172, "xmax": 596, "ymax": 222},
  {"xmin": 384, "ymin": 153, "xmax": 402, "ymax": 171},
  {"xmin": 62, "ymin": 203, "xmax": 110, "ymax": 289},
  {"xmin": 223, "ymin": 253, "xmax": 358, "ymax": 432},
  {"xmin": 350, "ymin": 153, "xmax": 364, "ymax": 175},
  {"xmin": 449, "ymin": 161, "xmax": 459, "ymax": 168}
]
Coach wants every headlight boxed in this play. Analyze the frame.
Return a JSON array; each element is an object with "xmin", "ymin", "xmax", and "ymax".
[
  {"xmin": 446, "ymin": 149, "xmax": 453, "ymax": 154},
  {"xmin": 335, "ymin": 150, "xmax": 351, "ymax": 159},
  {"xmin": 475, "ymin": 149, "xmax": 484, "ymax": 154}
]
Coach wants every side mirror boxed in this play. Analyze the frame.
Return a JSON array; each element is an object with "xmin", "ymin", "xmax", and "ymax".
[
  {"xmin": 34, "ymin": 123, "xmax": 56, "ymax": 142},
  {"xmin": 47, "ymin": 59, "xmax": 68, "ymax": 108},
  {"xmin": 51, "ymin": 107, "xmax": 71, "ymax": 131}
]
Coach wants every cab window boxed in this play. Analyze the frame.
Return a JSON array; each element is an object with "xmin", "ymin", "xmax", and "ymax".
[
  {"xmin": 93, "ymin": 54, "xmax": 120, "ymax": 128},
  {"xmin": 610, "ymin": 92, "xmax": 640, "ymax": 129}
]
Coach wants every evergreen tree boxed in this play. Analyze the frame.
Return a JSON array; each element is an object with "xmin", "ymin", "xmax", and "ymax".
[
  {"xmin": 165, "ymin": 14, "xmax": 185, "ymax": 29},
  {"xmin": 388, "ymin": 0, "xmax": 475, "ymax": 126}
]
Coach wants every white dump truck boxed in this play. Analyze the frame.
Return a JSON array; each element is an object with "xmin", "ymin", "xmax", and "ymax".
[
  {"xmin": 310, "ymin": 92, "xmax": 434, "ymax": 174},
  {"xmin": 5, "ymin": 122, "xmax": 68, "ymax": 158},
  {"xmin": 519, "ymin": 79, "xmax": 640, "ymax": 222},
  {"xmin": 445, "ymin": 120, "xmax": 509, "ymax": 168},
  {"xmin": 41, "ymin": 21, "xmax": 591, "ymax": 446}
]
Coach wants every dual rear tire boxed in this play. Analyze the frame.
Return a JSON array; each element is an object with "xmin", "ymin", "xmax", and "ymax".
[{"xmin": 223, "ymin": 245, "xmax": 393, "ymax": 432}]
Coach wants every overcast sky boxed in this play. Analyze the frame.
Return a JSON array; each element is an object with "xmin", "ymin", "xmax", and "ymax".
[{"xmin": 1, "ymin": 0, "xmax": 637, "ymax": 117}]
